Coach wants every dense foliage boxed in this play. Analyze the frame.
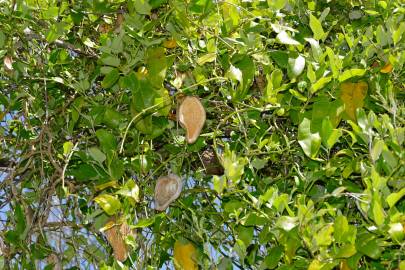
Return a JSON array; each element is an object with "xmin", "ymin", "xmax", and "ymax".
[{"xmin": 0, "ymin": 0, "xmax": 404, "ymax": 269}]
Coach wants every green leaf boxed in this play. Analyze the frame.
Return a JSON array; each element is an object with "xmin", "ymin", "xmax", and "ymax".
[
  {"xmin": 116, "ymin": 179, "xmax": 140, "ymax": 203},
  {"xmin": 320, "ymin": 118, "xmax": 341, "ymax": 149},
  {"xmin": 15, "ymin": 204, "xmax": 26, "ymax": 235},
  {"xmin": 103, "ymin": 108, "xmax": 125, "ymax": 128},
  {"xmin": 270, "ymin": 51, "xmax": 289, "ymax": 68},
  {"xmin": 334, "ymin": 244, "xmax": 357, "ymax": 258},
  {"xmin": 326, "ymin": 46, "xmax": 339, "ymax": 78},
  {"xmin": 213, "ymin": 175, "xmax": 226, "ymax": 194},
  {"xmin": 298, "ymin": 118, "xmax": 321, "ymax": 159},
  {"xmin": 288, "ymin": 55, "xmax": 305, "ymax": 78},
  {"xmin": 223, "ymin": 147, "xmax": 247, "ymax": 184},
  {"xmin": 96, "ymin": 129, "xmax": 117, "ymax": 152},
  {"xmin": 70, "ymin": 164, "xmax": 100, "ymax": 182},
  {"xmin": 128, "ymin": 74, "xmax": 156, "ymax": 112},
  {"xmin": 0, "ymin": 31, "xmax": 5, "ymax": 48},
  {"xmin": 242, "ymin": 212, "xmax": 267, "ymax": 226},
  {"xmin": 267, "ymin": 0, "xmax": 286, "ymax": 10},
  {"xmin": 46, "ymin": 23, "xmax": 64, "ymax": 42},
  {"xmin": 309, "ymin": 14, "xmax": 325, "ymax": 40},
  {"xmin": 289, "ymin": 89, "xmax": 307, "ymax": 102},
  {"xmin": 307, "ymin": 63, "xmax": 316, "ymax": 83},
  {"xmin": 94, "ymin": 194, "xmax": 121, "ymax": 215},
  {"xmin": 388, "ymin": 223, "xmax": 404, "ymax": 242},
  {"xmin": 264, "ymin": 246, "xmax": 283, "ymax": 269},
  {"xmin": 304, "ymin": 38, "xmax": 322, "ymax": 61},
  {"xmin": 134, "ymin": 216, "xmax": 156, "ymax": 228},
  {"xmin": 276, "ymin": 216, "xmax": 298, "ymax": 231},
  {"xmin": 386, "ymin": 188, "xmax": 405, "ymax": 208},
  {"xmin": 101, "ymin": 55, "xmax": 120, "ymax": 67},
  {"xmin": 334, "ymin": 215, "xmax": 349, "ymax": 243},
  {"xmin": 237, "ymin": 226, "xmax": 254, "ymax": 246},
  {"xmin": 371, "ymin": 139, "xmax": 385, "ymax": 162},
  {"xmin": 108, "ymin": 157, "xmax": 124, "ymax": 180},
  {"xmin": 197, "ymin": 52, "xmax": 216, "ymax": 65},
  {"xmin": 101, "ymin": 68, "xmax": 119, "ymax": 89},
  {"xmin": 338, "ymin": 69, "xmax": 366, "ymax": 82},
  {"xmin": 63, "ymin": 141, "xmax": 74, "ymax": 156},
  {"xmin": 230, "ymin": 55, "xmax": 255, "ymax": 100},
  {"xmin": 146, "ymin": 47, "xmax": 167, "ymax": 88},
  {"xmin": 88, "ymin": 147, "xmax": 106, "ymax": 164},
  {"xmin": 393, "ymin": 22, "xmax": 405, "ymax": 45},
  {"xmin": 276, "ymin": 31, "xmax": 300, "ymax": 45},
  {"xmin": 314, "ymin": 224, "xmax": 334, "ymax": 246},
  {"xmin": 356, "ymin": 234, "xmax": 381, "ymax": 259},
  {"xmin": 133, "ymin": 0, "xmax": 152, "ymax": 14},
  {"xmin": 310, "ymin": 76, "xmax": 332, "ymax": 94}
]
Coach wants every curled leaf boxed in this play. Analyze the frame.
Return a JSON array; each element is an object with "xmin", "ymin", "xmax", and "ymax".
[
  {"xmin": 3, "ymin": 55, "xmax": 13, "ymax": 70},
  {"xmin": 380, "ymin": 63, "xmax": 393, "ymax": 73},
  {"xmin": 174, "ymin": 239, "xmax": 197, "ymax": 270},
  {"xmin": 178, "ymin": 96, "xmax": 206, "ymax": 144},
  {"xmin": 103, "ymin": 218, "xmax": 136, "ymax": 262},
  {"xmin": 154, "ymin": 174, "xmax": 182, "ymax": 211}
]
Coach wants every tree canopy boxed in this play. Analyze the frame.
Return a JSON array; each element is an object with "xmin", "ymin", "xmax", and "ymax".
[{"xmin": 0, "ymin": 0, "xmax": 404, "ymax": 269}]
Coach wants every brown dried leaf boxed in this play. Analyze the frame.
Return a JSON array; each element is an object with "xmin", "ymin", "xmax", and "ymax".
[
  {"xmin": 154, "ymin": 174, "xmax": 182, "ymax": 211},
  {"xmin": 104, "ymin": 218, "xmax": 135, "ymax": 262},
  {"xmin": 178, "ymin": 96, "xmax": 206, "ymax": 144}
]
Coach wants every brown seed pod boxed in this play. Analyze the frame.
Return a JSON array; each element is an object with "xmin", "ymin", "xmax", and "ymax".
[
  {"xmin": 178, "ymin": 96, "xmax": 206, "ymax": 144},
  {"xmin": 104, "ymin": 218, "xmax": 135, "ymax": 262},
  {"xmin": 154, "ymin": 174, "xmax": 182, "ymax": 211}
]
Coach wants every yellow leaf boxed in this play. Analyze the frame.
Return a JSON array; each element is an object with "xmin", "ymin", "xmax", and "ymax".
[
  {"xmin": 340, "ymin": 81, "xmax": 368, "ymax": 121},
  {"xmin": 136, "ymin": 66, "xmax": 148, "ymax": 80},
  {"xmin": 163, "ymin": 38, "xmax": 177, "ymax": 49},
  {"xmin": 174, "ymin": 239, "xmax": 197, "ymax": 270},
  {"xmin": 308, "ymin": 259, "xmax": 321, "ymax": 270},
  {"xmin": 340, "ymin": 260, "xmax": 351, "ymax": 270},
  {"xmin": 380, "ymin": 63, "xmax": 393, "ymax": 73}
]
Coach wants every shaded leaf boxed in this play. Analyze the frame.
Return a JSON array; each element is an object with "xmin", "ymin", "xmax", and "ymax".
[{"xmin": 340, "ymin": 81, "xmax": 368, "ymax": 121}]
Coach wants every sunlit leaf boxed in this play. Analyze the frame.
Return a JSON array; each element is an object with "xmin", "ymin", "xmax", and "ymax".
[
  {"xmin": 298, "ymin": 118, "xmax": 321, "ymax": 159},
  {"xmin": 94, "ymin": 194, "xmax": 122, "ymax": 215},
  {"xmin": 386, "ymin": 188, "xmax": 405, "ymax": 208},
  {"xmin": 116, "ymin": 179, "xmax": 140, "ymax": 203},
  {"xmin": 63, "ymin": 141, "xmax": 74, "ymax": 156},
  {"xmin": 338, "ymin": 69, "xmax": 366, "ymax": 82},
  {"xmin": 173, "ymin": 239, "xmax": 198, "ymax": 270},
  {"xmin": 309, "ymin": 14, "xmax": 325, "ymax": 40},
  {"xmin": 310, "ymin": 76, "xmax": 332, "ymax": 94},
  {"xmin": 197, "ymin": 52, "xmax": 216, "ymax": 65},
  {"xmin": 276, "ymin": 31, "xmax": 300, "ymax": 45}
]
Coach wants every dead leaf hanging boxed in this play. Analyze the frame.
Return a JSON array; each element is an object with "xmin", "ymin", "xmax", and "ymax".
[
  {"xmin": 340, "ymin": 81, "xmax": 368, "ymax": 121},
  {"xmin": 104, "ymin": 218, "xmax": 135, "ymax": 262},
  {"xmin": 178, "ymin": 96, "xmax": 206, "ymax": 144},
  {"xmin": 154, "ymin": 174, "xmax": 182, "ymax": 211}
]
